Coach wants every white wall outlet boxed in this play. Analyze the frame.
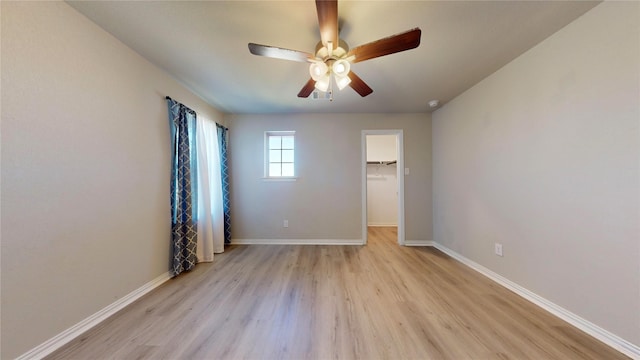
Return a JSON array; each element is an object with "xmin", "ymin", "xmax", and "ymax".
[
  {"xmin": 404, "ymin": 168, "xmax": 410, "ymax": 175},
  {"xmin": 495, "ymin": 243, "xmax": 503, "ymax": 257},
  {"xmin": 283, "ymin": 220, "xmax": 288, "ymax": 228}
]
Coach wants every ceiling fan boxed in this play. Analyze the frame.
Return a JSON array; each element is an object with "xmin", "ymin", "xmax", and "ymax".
[{"xmin": 248, "ymin": 0, "xmax": 421, "ymax": 98}]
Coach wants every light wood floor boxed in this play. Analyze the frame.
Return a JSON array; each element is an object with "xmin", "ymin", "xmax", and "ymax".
[{"xmin": 47, "ymin": 227, "xmax": 628, "ymax": 360}]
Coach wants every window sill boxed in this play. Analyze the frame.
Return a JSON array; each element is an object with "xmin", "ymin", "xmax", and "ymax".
[{"xmin": 261, "ymin": 177, "xmax": 298, "ymax": 182}]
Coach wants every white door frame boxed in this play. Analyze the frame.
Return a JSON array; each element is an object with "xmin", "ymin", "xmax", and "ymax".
[{"xmin": 361, "ymin": 129, "xmax": 405, "ymax": 245}]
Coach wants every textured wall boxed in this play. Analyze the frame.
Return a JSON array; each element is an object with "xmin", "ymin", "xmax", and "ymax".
[
  {"xmin": 433, "ymin": 2, "xmax": 639, "ymax": 346},
  {"xmin": 1, "ymin": 2, "xmax": 223, "ymax": 357},
  {"xmin": 226, "ymin": 113, "xmax": 432, "ymax": 242}
]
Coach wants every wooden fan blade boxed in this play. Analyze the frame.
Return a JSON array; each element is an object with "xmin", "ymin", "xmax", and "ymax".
[
  {"xmin": 347, "ymin": 28, "xmax": 421, "ymax": 63},
  {"xmin": 348, "ymin": 71, "xmax": 373, "ymax": 97},
  {"xmin": 316, "ymin": 0, "xmax": 338, "ymax": 48},
  {"xmin": 248, "ymin": 43, "xmax": 313, "ymax": 63},
  {"xmin": 298, "ymin": 78, "xmax": 316, "ymax": 98}
]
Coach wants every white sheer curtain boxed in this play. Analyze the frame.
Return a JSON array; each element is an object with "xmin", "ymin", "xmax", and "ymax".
[{"xmin": 195, "ymin": 118, "xmax": 225, "ymax": 262}]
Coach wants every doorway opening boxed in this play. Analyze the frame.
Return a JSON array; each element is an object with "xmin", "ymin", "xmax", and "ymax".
[{"xmin": 361, "ymin": 130, "xmax": 405, "ymax": 245}]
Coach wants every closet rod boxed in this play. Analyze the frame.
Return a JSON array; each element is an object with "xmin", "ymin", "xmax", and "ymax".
[{"xmin": 366, "ymin": 160, "xmax": 397, "ymax": 165}]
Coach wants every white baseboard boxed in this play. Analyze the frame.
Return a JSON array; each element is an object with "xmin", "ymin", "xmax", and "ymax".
[
  {"xmin": 404, "ymin": 239, "xmax": 434, "ymax": 247},
  {"xmin": 17, "ymin": 271, "xmax": 172, "ymax": 360},
  {"xmin": 430, "ymin": 242, "xmax": 640, "ymax": 359},
  {"xmin": 231, "ymin": 238, "xmax": 430, "ymax": 247},
  {"xmin": 231, "ymin": 238, "xmax": 363, "ymax": 245}
]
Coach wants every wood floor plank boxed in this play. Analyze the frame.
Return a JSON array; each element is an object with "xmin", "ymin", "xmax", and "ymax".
[{"xmin": 46, "ymin": 227, "xmax": 629, "ymax": 360}]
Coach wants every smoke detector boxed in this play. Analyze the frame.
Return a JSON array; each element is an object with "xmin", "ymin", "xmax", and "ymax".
[{"xmin": 428, "ymin": 100, "xmax": 440, "ymax": 108}]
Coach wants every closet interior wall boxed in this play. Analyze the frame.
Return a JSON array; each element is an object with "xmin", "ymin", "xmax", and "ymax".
[{"xmin": 366, "ymin": 135, "xmax": 398, "ymax": 227}]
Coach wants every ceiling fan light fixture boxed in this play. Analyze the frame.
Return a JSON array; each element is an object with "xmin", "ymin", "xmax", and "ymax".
[
  {"xmin": 309, "ymin": 62, "xmax": 329, "ymax": 81},
  {"xmin": 332, "ymin": 59, "xmax": 351, "ymax": 77},
  {"xmin": 335, "ymin": 74, "xmax": 352, "ymax": 90},
  {"xmin": 314, "ymin": 75, "xmax": 330, "ymax": 92}
]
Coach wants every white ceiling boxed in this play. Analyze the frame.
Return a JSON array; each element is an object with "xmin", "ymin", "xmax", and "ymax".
[{"xmin": 67, "ymin": 1, "xmax": 599, "ymax": 114}]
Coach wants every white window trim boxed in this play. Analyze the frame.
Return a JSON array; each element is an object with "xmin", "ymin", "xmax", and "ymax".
[{"xmin": 263, "ymin": 131, "xmax": 298, "ymax": 181}]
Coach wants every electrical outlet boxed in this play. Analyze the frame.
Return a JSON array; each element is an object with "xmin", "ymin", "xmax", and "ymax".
[
  {"xmin": 283, "ymin": 220, "xmax": 288, "ymax": 228},
  {"xmin": 495, "ymin": 243, "xmax": 503, "ymax": 257}
]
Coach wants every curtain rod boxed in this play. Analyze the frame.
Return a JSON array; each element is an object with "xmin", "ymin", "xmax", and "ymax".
[
  {"xmin": 166, "ymin": 96, "xmax": 228, "ymax": 130},
  {"xmin": 165, "ymin": 96, "xmax": 196, "ymax": 115},
  {"xmin": 367, "ymin": 161, "xmax": 397, "ymax": 165}
]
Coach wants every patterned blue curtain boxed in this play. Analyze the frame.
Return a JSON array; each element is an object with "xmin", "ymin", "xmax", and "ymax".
[
  {"xmin": 167, "ymin": 97, "xmax": 198, "ymax": 276},
  {"xmin": 216, "ymin": 124, "xmax": 231, "ymax": 244}
]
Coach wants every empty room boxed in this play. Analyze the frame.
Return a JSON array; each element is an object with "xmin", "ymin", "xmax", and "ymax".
[{"xmin": 1, "ymin": 1, "xmax": 638, "ymax": 359}]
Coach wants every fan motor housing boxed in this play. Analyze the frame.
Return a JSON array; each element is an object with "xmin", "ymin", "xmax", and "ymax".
[{"xmin": 314, "ymin": 39, "xmax": 349, "ymax": 60}]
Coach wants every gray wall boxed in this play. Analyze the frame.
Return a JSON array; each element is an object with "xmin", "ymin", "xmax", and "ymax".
[
  {"xmin": 1, "ymin": 2, "xmax": 224, "ymax": 358},
  {"xmin": 226, "ymin": 113, "xmax": 432, "ymax": 242},
  {"xmin": 432, "ymin": 2, "xmax": 639, "ymax": 345}
]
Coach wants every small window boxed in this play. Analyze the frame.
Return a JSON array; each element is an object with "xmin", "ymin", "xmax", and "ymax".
[{"xmin": 265, "ymin": 131, "xmax": 295, "ymax": 178}]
